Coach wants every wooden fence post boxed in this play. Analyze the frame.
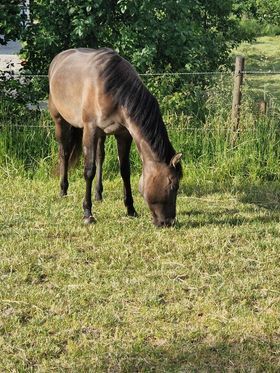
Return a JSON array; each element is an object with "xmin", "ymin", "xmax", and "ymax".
[
  {"xmin": 258, "ymin": 99, "xmax": 267, "ymax": 115},
  {"xmin": 231, "ymin": 56, "xmax": 245, "ymax": 145}
]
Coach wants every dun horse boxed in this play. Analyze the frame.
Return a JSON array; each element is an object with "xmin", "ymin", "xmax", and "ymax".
[{"xmin": 48, "ymin": 48, "xmax": 182, "ymax": 227}]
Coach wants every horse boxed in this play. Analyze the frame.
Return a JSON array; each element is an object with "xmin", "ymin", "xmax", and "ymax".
[{"xmin": 48, "ymin": 48, "xmax": 182, "ymax": 227}]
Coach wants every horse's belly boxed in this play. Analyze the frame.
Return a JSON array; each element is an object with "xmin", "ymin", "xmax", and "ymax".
[{"xmin": 60, "ymin": 107, "xmax": 83, "ymax": 128}]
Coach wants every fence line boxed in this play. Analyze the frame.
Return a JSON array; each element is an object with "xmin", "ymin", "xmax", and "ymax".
[
  {"xmin": 1, "ymin": 124, "xmax": 279, "ymax": 133},
  {"xmin": 1, "ymin": 70, "xmax": 280, "ymax": 78},
  {"xmin": 0, "ymin": 71, "xmax": 231, "ymax": 78}
]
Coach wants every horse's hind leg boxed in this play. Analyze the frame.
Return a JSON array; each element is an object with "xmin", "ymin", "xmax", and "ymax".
[
  {"xmin": 53, "ymin": 116, "xmax": 73, "ymax": 197},
  {"xmin": 49, "ymin": 95, "xmax": 78, "ymax": 197},
  {"xmin": 95, "ymin": 132, "xmax": 106, "ymax": 201},
  {"xmin": 115, "ymin": 132, "xmax": 137, "ymax": 217}
]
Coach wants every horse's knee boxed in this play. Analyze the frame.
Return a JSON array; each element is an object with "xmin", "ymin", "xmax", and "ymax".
[{"xmin": 84, "ymin": 164, "xmax": 96, "ymax": 181}]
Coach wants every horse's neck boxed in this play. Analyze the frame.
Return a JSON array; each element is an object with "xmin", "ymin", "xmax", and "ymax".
[
  {"xmin": 123, "ymin": 115, "xmax": 162, "ymax": 165},
  {"xmin": 122, "ymin": 112, "xmax": 175, "ymax": 164}
]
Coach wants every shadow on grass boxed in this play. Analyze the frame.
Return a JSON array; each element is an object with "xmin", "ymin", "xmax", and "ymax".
[
  {"xmin": 238, "ymin": 183, "xmax": 280, "ymax": 211},
  {"xmin": 180, "ymin": 181, "xmax": 280, "ymax": 217},
  {"xmin": 178, "ymin": 208, "xmax": 280, "ymax": 229},
  {"xmin": 103, "ymin": 337, "xmax": 278, "ymax": 371}
]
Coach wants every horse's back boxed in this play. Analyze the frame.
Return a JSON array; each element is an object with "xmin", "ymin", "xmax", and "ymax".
[{"xmin": 49, "ymin": 48, "xmax": 115, "ymax": 77}]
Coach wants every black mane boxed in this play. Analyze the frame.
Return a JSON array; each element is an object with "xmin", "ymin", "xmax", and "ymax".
[{"xmin": 100, "ymin": 49, "xmax": 178, "ymax": 167}]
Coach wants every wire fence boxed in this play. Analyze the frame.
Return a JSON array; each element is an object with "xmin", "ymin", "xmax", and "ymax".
[
  {"xmin": 1, "ymin": 67, "xmax": 280, "ymax": 132},
  {"xmin": 0, "ymin": 66, "xmax": 279, "ymax": 109},
  {"xmin": 1, "ymin": 70, "xmax": 280, "ymax": 77},
  {"xmin": 1, "ymin": 67, "xmax": 280, "ymax": 178}
]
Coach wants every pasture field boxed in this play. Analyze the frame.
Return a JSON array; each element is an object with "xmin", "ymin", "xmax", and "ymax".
[
  {"xmin": 1, "ymin": 35, "xmax": 280, "ymax": 371},
  {"xmin": 0, "ymin": 175, "xmax": 279, "ymax": 371}
]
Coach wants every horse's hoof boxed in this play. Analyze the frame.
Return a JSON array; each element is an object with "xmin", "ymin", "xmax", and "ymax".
[
  {"xmin": 127, "ymin": 208, "xmax": 138, "ymax": 217},
  {"xmin": 95, "ymin": 194, "xmax": 103, "ymax": 202},
  {"xmin": 84, "ymin": 216, "xmax": 96, "ymax": 224}
]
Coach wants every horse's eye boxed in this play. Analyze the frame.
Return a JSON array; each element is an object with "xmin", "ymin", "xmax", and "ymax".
[{"xmin": 167, "ymin": 177, "xmax": 177, "ymax": 191}]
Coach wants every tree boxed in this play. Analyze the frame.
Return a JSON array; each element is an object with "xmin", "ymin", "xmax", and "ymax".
[
  {"xmin": 255, "ymin": 0, "xmax": 280, "ymax": 26},
  {"xmin": 0, "ymin": 1, "xmax": 25, "ymax": 45},
  {"xmin": 233, "ymin": 0, "xmax": 280, "ymax": 26},
  {"xmin": 3, "ymin": 0, "xmax": 246, "ymax": 74}
]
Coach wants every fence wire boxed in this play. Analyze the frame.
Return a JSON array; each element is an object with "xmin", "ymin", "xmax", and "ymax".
[
  {"xmin": 1, "ymin": 69, "xmax": 280, "ymax": 133},
  {"xmin": 1, "ymin": 70, "xmax": 280, "ymax": 77}
]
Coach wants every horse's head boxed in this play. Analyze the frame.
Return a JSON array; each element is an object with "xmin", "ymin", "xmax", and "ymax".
[{"xmin": 139, "ymin": 153, "xmax": 182, "ymax": 227}]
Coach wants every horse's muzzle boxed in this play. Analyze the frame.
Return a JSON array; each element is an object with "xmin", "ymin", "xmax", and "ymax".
[{"xmin": 154, "ymin": 218, "xmax": 175, "ymax": 228}]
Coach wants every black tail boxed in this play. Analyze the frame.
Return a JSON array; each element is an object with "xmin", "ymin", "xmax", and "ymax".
[
  {"xmin": 68, "ymin": 126, "xmax": 83, "ymax": 169},
  {"xmin": 54, "ymin": 126, "xmax": 83, "ymax": 176}
]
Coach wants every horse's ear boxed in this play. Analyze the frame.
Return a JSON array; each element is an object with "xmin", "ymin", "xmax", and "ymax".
[{"xmin": 170, "ymin": 153, "xmax": 182, "ymax": 168}]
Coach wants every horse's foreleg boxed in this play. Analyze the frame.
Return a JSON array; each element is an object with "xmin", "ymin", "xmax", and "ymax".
[
  {"xmin": 95, "ymin": 134, "xmax": 106, "ymax": 201},
  {"xmin": 115, "ymin": 132, "xmax": 137, "ymax": 217},
  {"xmin": 83, "ymin": 127, "xmax": 97, "ymax": 224}
]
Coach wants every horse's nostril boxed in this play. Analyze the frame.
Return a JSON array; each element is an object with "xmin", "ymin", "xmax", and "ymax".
[
  {"xmin": 164, "ymin": 218, "xmax": 175, "ymax": 227},
  {"xmin": 153, "ymin": 217, "xmax": 175, "ymax": 228},
  {"xmin": 157, "ymin": 220, "xmax": 173, "ymax": 227}
]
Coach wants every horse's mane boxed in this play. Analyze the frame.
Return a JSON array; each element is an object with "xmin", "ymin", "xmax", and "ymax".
[{"xmin": 99, "ymin": 49, "xmax": 182, "ymax": 175}]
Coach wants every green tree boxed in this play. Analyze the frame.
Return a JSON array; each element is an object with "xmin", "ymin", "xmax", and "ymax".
[
  {"xmin": 233, "ymin": 0, "xmax": 280, "ymax": 25},
  {"xmin": 0, "ymin": 1, "xmax": 25, "ymax": 45},
  {"xmin": 255, "ymin": 0, "xmax": 280, "ymax": 25},
  {"xmin": 7, "ymin": 0, "xmax": 245, "ymax": 74}
]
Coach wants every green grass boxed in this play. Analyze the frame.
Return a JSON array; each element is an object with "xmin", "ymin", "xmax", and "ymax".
[{"xmin": 0, "ymin": 175, "xmax": 279, "ymax": 371}]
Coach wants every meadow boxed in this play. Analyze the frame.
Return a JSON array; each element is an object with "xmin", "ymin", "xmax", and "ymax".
[
  {"xmin": 0, "ymin": 37, "xmax": 280, "ymax": 371},
  {"xmin": 1, "ymin": 174, "xmax": 280, "ymax": 371}
]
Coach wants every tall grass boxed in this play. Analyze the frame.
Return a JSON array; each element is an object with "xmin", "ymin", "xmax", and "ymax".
[
  {"xmin": 1, "ymin": 75, "xmax": 280, "ymax": 191},
  {"xmin": 0, "ymin": 102, "xmax": 57, "ymax": 177}
]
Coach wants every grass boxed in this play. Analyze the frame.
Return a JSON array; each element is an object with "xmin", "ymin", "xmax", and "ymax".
[
  {"xmin": 1, "ymin": 36, "xmax": 280, "ymax": 371},
  {"xmin": 0, "ymin": 175, "xmax": 280, "ymax": 371}
]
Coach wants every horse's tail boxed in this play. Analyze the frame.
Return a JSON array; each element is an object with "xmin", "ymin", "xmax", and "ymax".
[
  {"xmin": 68, "ymin": 127, "xmax": 83, "ymax": 169},
  {"xmin": 54, "ymin": 126, "xmax": 83, "ymax": 176}
]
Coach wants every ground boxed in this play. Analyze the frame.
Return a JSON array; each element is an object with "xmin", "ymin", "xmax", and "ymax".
[{"xmin": 0, "ymin": 176, "xmax": 279, "ymax": 371}]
